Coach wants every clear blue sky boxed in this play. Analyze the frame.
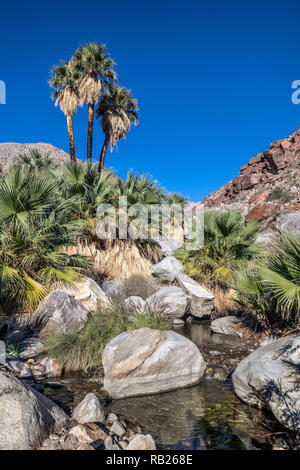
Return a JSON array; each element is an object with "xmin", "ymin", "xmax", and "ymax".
[{"xmin": 1, "ymin": 0, "xmax": 300, "ymax": 201}]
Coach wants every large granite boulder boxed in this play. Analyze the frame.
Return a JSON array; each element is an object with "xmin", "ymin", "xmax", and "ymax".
[
  {"xmin": 151, "ymin": 256, "xmax": 183, "ymax": 282},
  {"xmin": 232, "ymin": 335, "xmax": 300, "ymax": 432},
  {"xmin": 155, "ymin": 237, "xmax": 182, "ymax": 256},
  {"xmin": 127, "ymin": 434, "xmax": 156, "ymax": 450},
  {"xmin": 103, "ymin": 328, "xmax": 205, "ymax": 398},
  {"xmin": 210, "ymin": 316, "xmax": 245, "ymax": 338},
  {"xmin": 72, "ymin": 393, "xmax": 105, "ymax": 424},
  {"xmin": 59, "ymin": 277, "xmax": 109, "ymax": 312},
  {"xmin": 176, "ymin": 273, "xmax": 214, "ymax": 318},
  {"xmin": 146, "ymin": 286, "xmax": 190, "ymax": 320},
  {"xmin": 0, "ymin": 371, "xmax": 68, "ymax": 449},
  {"xmin": 275, "ymin": 212, "xmax": 300, "ymax": 236},
  {"xmin": 34, "ymin": 291, "xmax": 89, "ymax": 336}
]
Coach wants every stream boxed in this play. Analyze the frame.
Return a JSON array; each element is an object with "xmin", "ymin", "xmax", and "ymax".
[{"xmin": 40, "ymin": 322, "xmax": 272, "ymax": 450}]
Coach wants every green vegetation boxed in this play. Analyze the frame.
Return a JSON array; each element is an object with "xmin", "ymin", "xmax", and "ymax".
[
  {"xmin": 49, "ymin": 42, "xmax": 138, "ymax": 170},
  {"xmin": 175, "ymin": 211, "xmax": 260, "ymax": 290},
  {"xmin": 41, "ymin": 300, "xmax": 171, "ymax": 371},
  {"xmin": 0, "ymin": 166, "xmax": 91, "ymax": 311},
  {"xmin": 233, "ymin": 234, "xmax": 300, "ymax": 330},
  {"xmin": 266, "ymin": 186, "xmax": 292, "ymax": 203}
]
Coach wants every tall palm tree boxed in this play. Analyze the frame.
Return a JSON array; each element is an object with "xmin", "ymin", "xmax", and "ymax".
[
  {"xmin": 72, "ymin": 43, "xmax": 117, "ymax": 163},
  {"xmin": 96, "ymin": 84, "xmax": 138, "ymax": 173},
  {"xmin": 49, "ymin": 62, "xmax": 79, "ymax": 163}
]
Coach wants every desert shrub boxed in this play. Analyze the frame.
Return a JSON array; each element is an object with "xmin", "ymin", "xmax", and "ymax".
[
  {"xmin": 41, "ymin": 299, "xmax": 171, "ymax": 371},
  {"xmin": 121, "ymin": 274, "xmax": 160, "ymax": 300},
  {"xmin": 266, "ymin": 187, "xmax": 292, "ymax": 203}
]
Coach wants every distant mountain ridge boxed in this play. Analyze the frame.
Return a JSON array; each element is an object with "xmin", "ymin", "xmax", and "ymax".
[
  {"xmin": 0, "ymin": 142, "xmax": 72, "ymax": 171},
  {"xmin": 201, "ymin": 127, "xmax": 300, "ymax": 230}
]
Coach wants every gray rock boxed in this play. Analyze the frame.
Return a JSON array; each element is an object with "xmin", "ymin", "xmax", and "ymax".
[
  {"xmin": 232, "ymin": 335, "xmax": 300, "ymax": 432},
  {"xmin": 275, "ymin": 212, "xmax": 300, "ymax": 236},
  {"xmin": 59, "ymin": 277, "xmax": 109, "ymax": 312},
  {"xmin": 18, "ymin": 337, "xmax": 44, "ymax": 359},
  {"xmin": 176, "ymin": 272, "xmax": 214, "ymax": 318},
  {"xmin": 103, "ymin": 328, "xmax": 206, "ymax": 399},
  {"xmin": 151, "ymin": 256, "xmax": 183, "ymax": 282},
  {"xmin": 0, "ymin": 371, "xmax": 68, "ymax": 449},
  {"xmin": 258, "ymin": 335, "xmax": 280, "ymax": 347},
  {"xmin": 210, "ymin": 316, "xmax": 244, "ymax": 338},
  {"xmin": 34, "ymin": 291, "xmax": 89, "ymax": 336},
  {"xmin": 40, "ymin": 357, "xmax": 63, "ymax": 378},
  {"xmin": 110, "ymin": 420, "xmax": 126, "ymax": 437},
  {"xmin": 127, "ymin": 434, "xmax": 156, "ymax": 450},
  {"xmin": 72, "ymin": 393, "xmax": 105, "ymax": 424},
  {"xmin": 155, "ymin": 237, "xmax": 182, "ymax": 256},
  {"xmin": 101, "ymin": 280, "xmax": 123, "ymax": 298},
  {"xmin": 255, "ymin": 231, "xmax": 277, "ymax": 250},
  {"xmin": 125, "ymin": 296, "xmax": 146, "ymax": 312},
  {"xmin": 146, "ymin": 286, "xmax": 189, "ymax": 320}
]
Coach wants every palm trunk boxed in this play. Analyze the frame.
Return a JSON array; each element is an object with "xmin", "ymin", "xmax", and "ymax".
[
  {"xmin": 98, "ymin": 135, "xmax": 110, "ymax": 173},
  {"xmin": 87, "ymin": 103, "xmax": 94, "ymax": 163},
  {"xmin": 67, "ymin": 113, "xmax": 76, "ymax": 163}
]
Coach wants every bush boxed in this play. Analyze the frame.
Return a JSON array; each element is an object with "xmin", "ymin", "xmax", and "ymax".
[
  {"xmin": 121, "ymin": 275, "xmax": 160, "ymax": 300},
  {"xmin": 266, "ymin": 187, "xmax": 292, "ymax": 203},
  {"xmin": 41, "ymin": 299, "xmax": 171, "ymax": 371}
]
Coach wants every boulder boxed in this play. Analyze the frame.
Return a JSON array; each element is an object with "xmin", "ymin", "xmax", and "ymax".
[
  {"xmin": 125, "ymin": 296, "xmax": 146, "ymax": 312},
  {"xmin": 101, "ymin": 280, "xmax": 122, "ymax": 298},
  {"xmin": 127, "ymin": 434, "xmax": 156, "ymax": 450},
  {"xmin": 176, "ymin": 272, "xmax": 214, "ymax": 318},
  {"xmin": 103, "ymin": 328, "xmax": 205, "ymax": 398},
  {"xmin": 35, "ymin": 291, "xmax": 89, "ymax": 336},
  {"xmin": 146, "ymin": 286, "xmax": 189, "ymax": 320},
  {"xmin": 151, "ymin": 256, "xmax": 183, "ymax": 282},
  {"xmin": 155, "ymin": 237, "xmax": 182, "ymax": 256},
  {"xmin": 18, "ymin": 337, "xmax": 44, "ymax": 359},
  {"xmin": 275, "ymin": 212, "xmax": 300, "ymax": 236},
  {"xmin": 0, "ymin": 371, "xmax": 68, "ymax": 449},
  {"xmin": 232, "ymin": 335, "xmax": 300, "ymax": 432},
  {"xmin": 210, "ymin": 316, "xmax": 245, "ymax": 338},
  {"xmin": 72, "ymin": 393, "xmax": 105, "ymax": 424},
  {"xmin": 59, "ymin": 277, "xmax": 109, "ymax": 312},
  {"xmin": 40, "ymin": 357, "xmax": 63, "ymax": 378}
]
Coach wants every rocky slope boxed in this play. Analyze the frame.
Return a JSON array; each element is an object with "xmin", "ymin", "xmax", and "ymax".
[
  {"xmin": 202, "ymin": 127, "xmax": 300, "ymax": 230},
  {"xmin": 0, "ymin": 142, "xmax": 71, "ymax": 171}
]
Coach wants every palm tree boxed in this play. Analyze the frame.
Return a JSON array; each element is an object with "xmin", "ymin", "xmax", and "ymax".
[
  {"xmin": 0, "ymin": 167, "xmax": 90, "ymax": 311},
  {"xmin": 72, "ymin": 43, "xmax": 117, "ymax": 163},
  {"xmin": 175, "ymin": 211, "xmax": 260, "ymax": 289},
  {"xmin": 96, "ymin": 84, "xmax": 138, "ymax": 173},
  {"xmin": 49, "ymin": 62, "xmax": 79, "ymax": 163}
]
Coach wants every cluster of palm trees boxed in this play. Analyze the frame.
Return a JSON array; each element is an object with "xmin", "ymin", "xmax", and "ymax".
[
  {"xmin": 50, "ymin": 43, "xmax": 138, "ymax": 171},
  {"xmin": 175, "ymin": 210, "xmax": 300, "ymax": 330}
]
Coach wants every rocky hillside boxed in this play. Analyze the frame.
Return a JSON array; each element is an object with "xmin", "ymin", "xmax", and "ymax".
[
  {"xmin": 0, "ymin": 142, "xmax": 71, "ymax": 171},
  {"xmin": 202, "ymin": 127, "xmax": 300, "ymax": 231}
]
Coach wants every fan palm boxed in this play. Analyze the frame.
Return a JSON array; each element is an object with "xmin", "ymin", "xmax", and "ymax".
[
  {"xmin": 49, "ymin": 62, "xmax": 80, "ymax": 163},
  {"xmin": 13, "ymin": 150, "xmax": 59, "ymax": 178},
  {"xmin": 62, "ymin": 161, "xmax": 116, "ymax": 219},
  {"xmin": 72, "ymin": 43, "xmax": 117, "ymax": 162},
  {"xmin": 0, "ymin": 168, "xmax": 90, "ymax": 312},
  {"xmin": 175, "ymin": 211, "xmax": 260, "ymax": 289},
  {"xmin": 96, "ymin": 84, "xmax": 138, "ymax": 173}
]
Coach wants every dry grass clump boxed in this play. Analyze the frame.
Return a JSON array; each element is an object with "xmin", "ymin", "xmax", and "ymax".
[
  {"xmin": 121, "ymin": 275, "xmax": 160, "ymax": 300},
  {"xmin": 40, "ymin": 299, "xmax": 170, "ymax": 372},
  {"xmin": 66, "ymin": 238, "xmax": 162, "ymax": 279}
]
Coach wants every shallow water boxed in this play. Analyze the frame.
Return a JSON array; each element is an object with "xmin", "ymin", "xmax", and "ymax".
[{"xmin": 42, "ymin": 322, "xmax": 271, "ymax": 450}]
